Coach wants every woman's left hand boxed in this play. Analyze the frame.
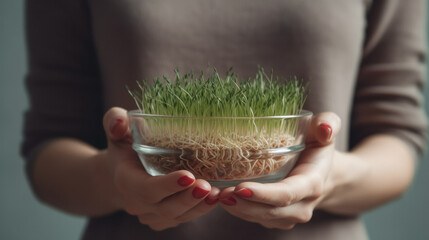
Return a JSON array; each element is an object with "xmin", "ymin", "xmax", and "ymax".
[{"xmin": 218, "ymin": 112, "xmax": 341, "ymax": 230}]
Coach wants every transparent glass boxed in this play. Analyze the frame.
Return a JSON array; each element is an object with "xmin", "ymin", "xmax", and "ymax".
[{"xmin": 128, "ymin": 110, "xmax": 313, "ymax": 187}]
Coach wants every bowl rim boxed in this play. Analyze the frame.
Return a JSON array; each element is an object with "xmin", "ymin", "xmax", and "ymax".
[{"xmin": 127, "ymin": 109, "xmax": 313, "ymax": 119}]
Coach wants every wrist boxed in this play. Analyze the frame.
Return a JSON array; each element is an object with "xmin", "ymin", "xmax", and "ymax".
[
  {"xmin": 316, "ymin": 135, "xmax": 416, "ymax": 215},
  {"xmin": 317, "ymin": 150, "xmax": 369, "ymax": 214},
  {"xmin": 89, "ymin": 150, "xmax": 123, "ymax": 213}
]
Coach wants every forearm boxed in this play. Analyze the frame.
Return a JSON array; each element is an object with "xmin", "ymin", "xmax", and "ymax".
[
  {"xmin": 318, "ymin": 134, "xmax": 416, "ymax": 215},
  {"xmin": 31, "ymin": 138, "xmax": 120, "ymax": 216}
]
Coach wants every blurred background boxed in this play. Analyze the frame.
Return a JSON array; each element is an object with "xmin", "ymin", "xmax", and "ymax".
[{"xmin": 1, "ymin": 1, "xmax": 428, "ymax": 239}]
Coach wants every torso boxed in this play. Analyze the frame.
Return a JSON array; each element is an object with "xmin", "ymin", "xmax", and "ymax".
[{"xmin": 85, "ymin": 1, "xmax": 370, "ymax": 239}]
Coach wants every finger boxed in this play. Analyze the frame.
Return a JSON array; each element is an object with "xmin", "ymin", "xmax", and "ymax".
[
  {"xmin": 103, "ymin": 107, "xmax": 132, "ymax": 142},
  {"xmin": 154, "ymin": 179, "xmax": 211, "ymax": 218},
  {"xmin": 220, "ymin": 194, "xmax": 279, "ymax": 224},
  {"xmin": 230, "ymin": 134, "xmax": 334, "ymax": 207},
  {"xmin": 148, "ymin": 221, "xmax": 180, "ymax": 231},
  {"xmin": 231, "ymin": 173, "xmax": 324, "ymax": 207},
  {"xmin": 305, "ymin": 112, "xmax": 341, "ymax": 145},
  {"xmin": 142, "ymin": 170, "xmax": 199, "ymax": 204},
  {"xmin": 259, "ymin": 201, "xmax": 315, "ymax": 226},
  {"xmin": 204, "ymin": 186, "xmax": 221, "ymax": 205},
  {"xmin": 218, "ymin": 186, "xmax": 236, "ymax": 205},
  {"xmin": 222, "ymin": 196, "xmax": 314, "ymax": 225},
  {"xmin": 174, "ymin": 186, "xmax": 221, "ymax": 223},
  {"xmin": 116, "ymin": 167, "xmax": 196, "ymax": 207},
  {"xmin": 261, "ymin": 222, "xmax": 296, "ymax": 230},
  {"xmin": 290, "ymin": 139, "xmax": 334, "ymax": 177},
  {"xmin": 137, "ymin": 213, "xmax": 180, "ymax": 231},
  {"xmin": 137, "ymin": 212, "xmax": 158, "ymax": 225}
]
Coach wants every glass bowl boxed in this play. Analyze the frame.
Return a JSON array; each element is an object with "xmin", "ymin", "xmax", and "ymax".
[{"xmin": 128, "ymin": 110, "xmax": 312, "ymax": 187}]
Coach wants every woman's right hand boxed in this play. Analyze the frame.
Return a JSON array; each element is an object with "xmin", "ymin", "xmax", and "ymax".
[{"xmin": 101, "ymin": 107, "xmax": 220, "ymax": 231}]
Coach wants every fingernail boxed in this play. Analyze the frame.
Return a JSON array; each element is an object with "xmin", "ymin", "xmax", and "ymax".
[
  {"xmin": 110, "ymin": 118, "xmax": 124, "ymax": 135},
  {"xmin": 192, "ymin": 187, "xmax": 210, "ymax": 199},
  {"xmin": 220, "ymin": 197, "xmax": 236, "ymax": 206},
  {"xmin": 205, "ymin": 197, "xmax": 218, "ymax": 205},
  {"xmin": 177, "ymin": 176, "xmax": 195, "ymax": 187},
  {"xmin": 319, "ymin": 123, "xmax": 332, "ymax": 141},
  {"xmin": 235, "ymin": 188, "xmax": 253, "ymax": 198}
]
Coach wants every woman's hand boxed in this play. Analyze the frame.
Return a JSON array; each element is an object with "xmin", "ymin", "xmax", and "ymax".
[
  {"xmin": 101, "ymin": 107, "xmax": 220, "ymax": 230},
  {"xmin": 218, "ymin": 112, "xmax": 341, "ymax": 230}
]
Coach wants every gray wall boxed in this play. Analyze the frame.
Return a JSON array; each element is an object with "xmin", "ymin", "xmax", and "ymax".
[{"xmin": 0, "ymin": 0, "xmax": 428, "ymax": 239}]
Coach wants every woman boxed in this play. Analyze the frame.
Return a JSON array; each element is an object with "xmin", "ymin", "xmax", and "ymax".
[{"xmin": 22, "ymin": 0, "xmax": 427, "ymax": 239}]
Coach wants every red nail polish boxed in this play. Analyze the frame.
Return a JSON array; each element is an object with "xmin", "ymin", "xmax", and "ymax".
[
  {"xmin": 110, "ymin": 118, "xmax": 124, "ymax": 135},
  {"xmin": 221, "ymin": 197, "xmax": 236, "ymax": 206},
  {"xmin": 192, "ymin": 187, "xmax": 210, "ymax": 199},
  {"xmin": 205, "ymin": 197, "xmax": 218, "ymax": 205},
  {"xmin": 177, "ymin": 176, "xmax": 195, "ymax": 187},
  {"xmin": 320, "ymin": 123, "xmax": 332, "ymax": 141},
  {"xmin": 235, "ymin": 188, "xmax": 253, "ymax": 198}
]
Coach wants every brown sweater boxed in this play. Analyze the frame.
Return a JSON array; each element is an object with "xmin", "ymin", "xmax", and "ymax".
[{"xmin": 22, "ymin": 0, "xmax": 427, "ymax": 239}]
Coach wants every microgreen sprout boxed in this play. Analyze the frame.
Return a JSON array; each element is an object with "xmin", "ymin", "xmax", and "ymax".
[
  {"xmin": 128, "ymin": 67, "xmax": 309, "ymax": 180},
  {"xmin": 128, "ymin": 67, "xmax": 307, "ymax": 118}
]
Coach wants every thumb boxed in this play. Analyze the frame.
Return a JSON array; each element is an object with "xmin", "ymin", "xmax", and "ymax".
[
  {"xmin": 305, "ymin": 112, "xmax": 341, "ymax": 146},
  {"xmin": 103, "ymin": 107, "xmax": 132, "ymax": 142}
]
